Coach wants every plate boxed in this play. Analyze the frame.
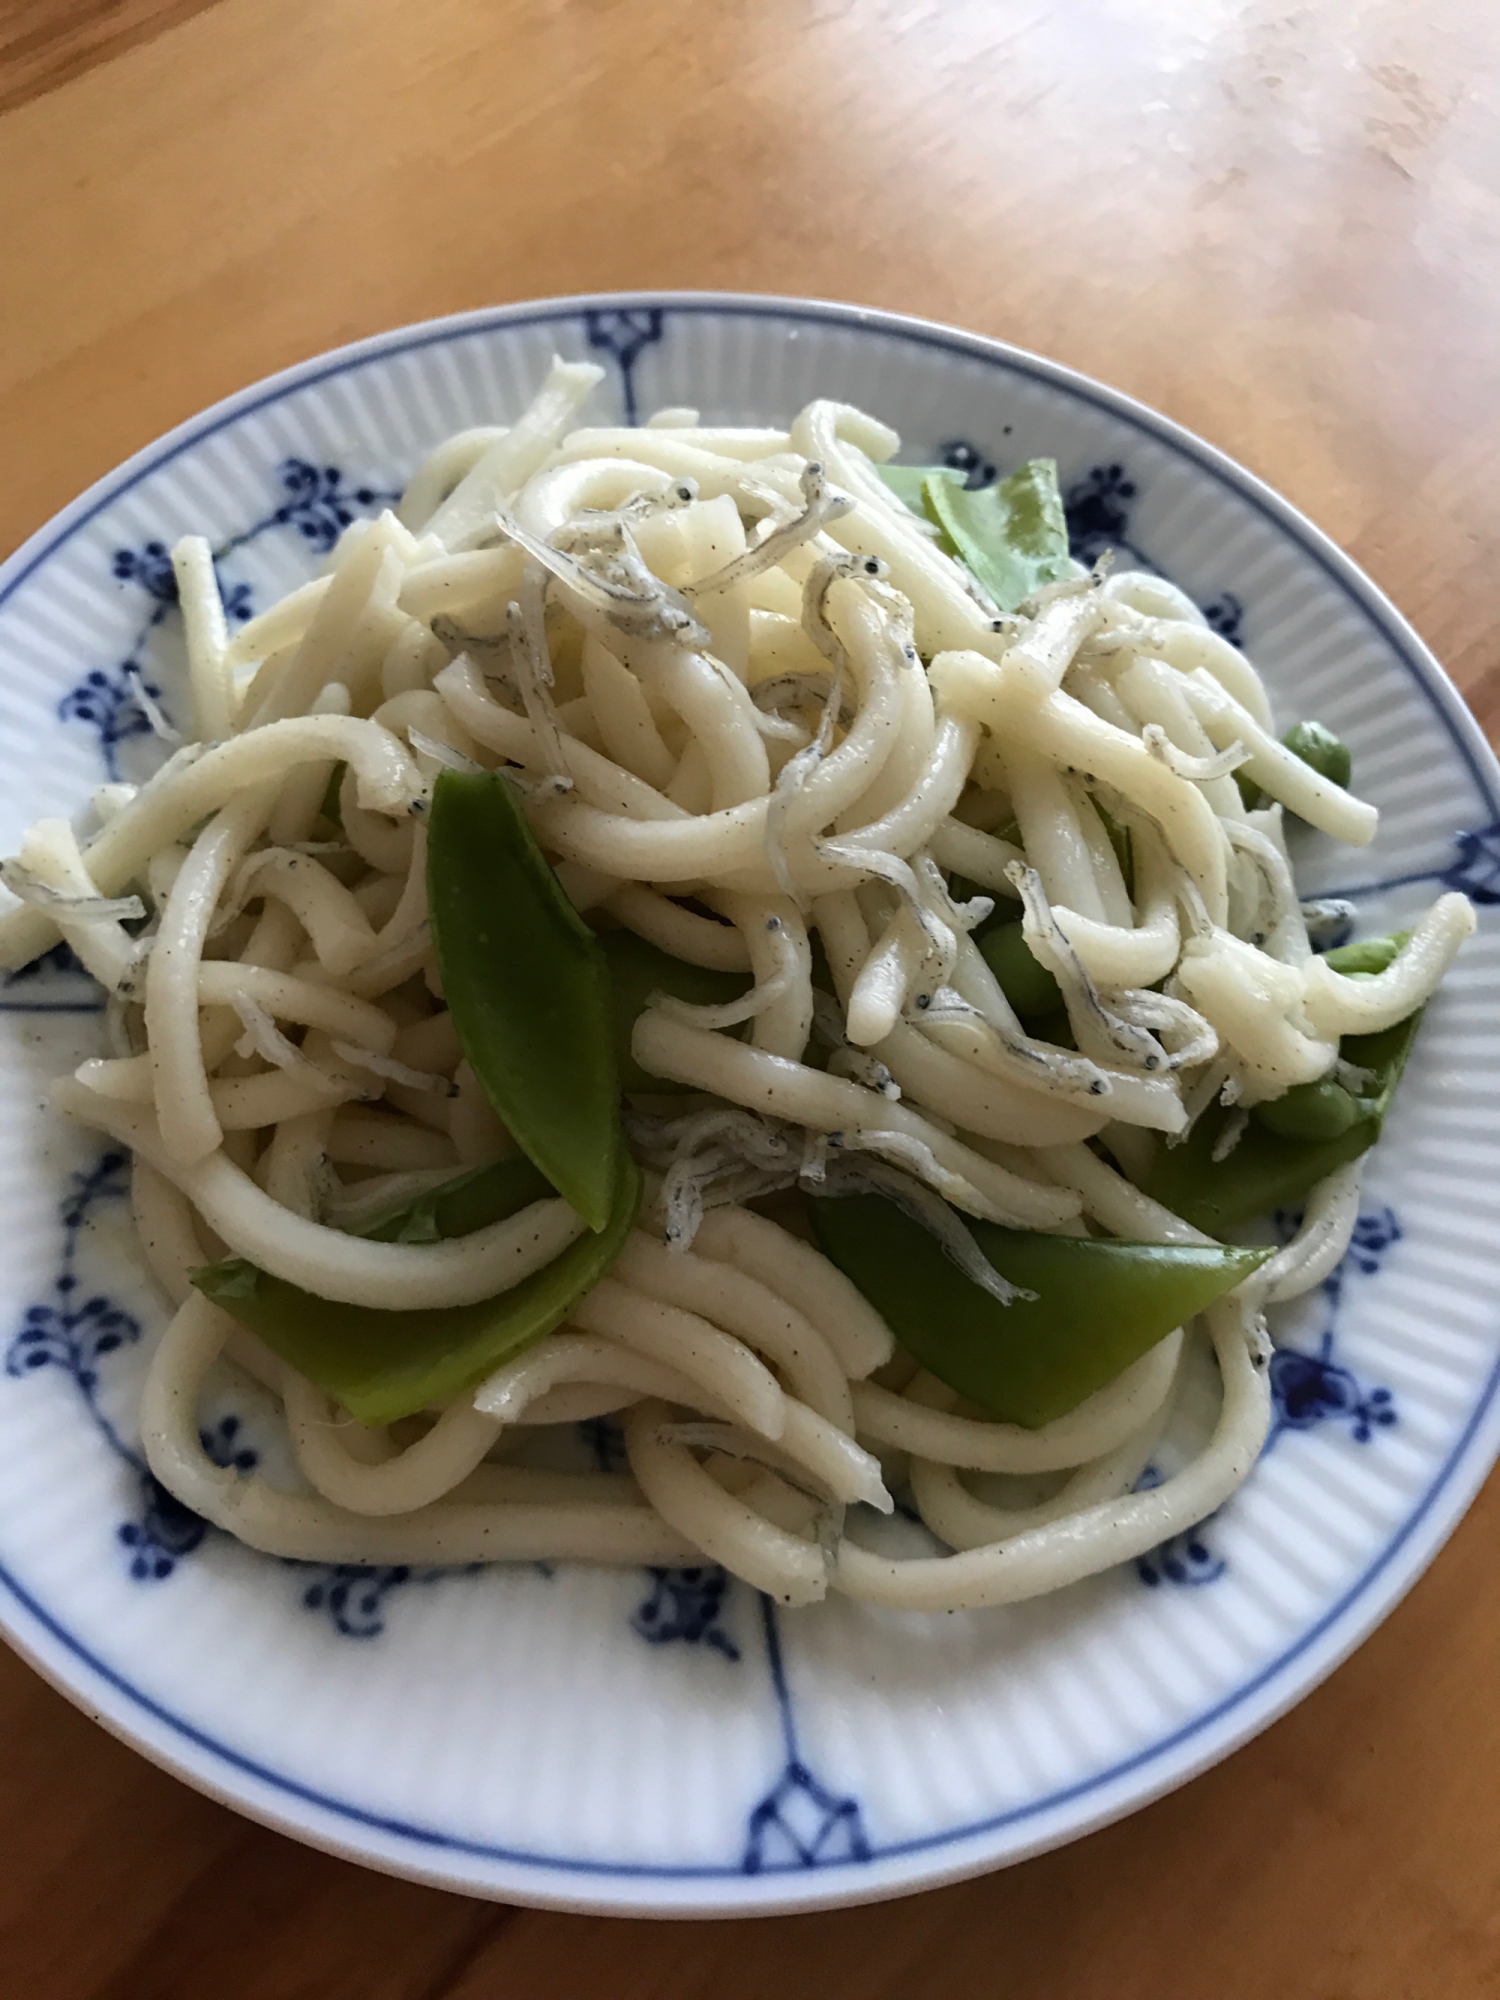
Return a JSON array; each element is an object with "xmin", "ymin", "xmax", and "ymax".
[{"xmin": 1, "ymin": 293, "xmax": 1497, "ymax": 1917}]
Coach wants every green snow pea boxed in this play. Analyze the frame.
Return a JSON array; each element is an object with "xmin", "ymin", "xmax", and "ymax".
[
  {"xmin": 876, "ymin": 458, "xmax": 1072, "ymax": 614},
  {"xmin": 1252, "ymin": 1078, "xmax": 1360, "ymax": 1142},
  {"xmin": 428, "ymin": 769, "xmax": 620, "ymax": 1231},
  {"xmin": 811, "ymin": 1193, "xmax": 1269, "ymax": 1427},
  {"xmin": 1142, "ymin": 930, "xmax": 1422, "ymax": 1232},
  {"xmin": 876, "ymin": 462, "xmax": 946, "ymax": 513},
  {"xmin": 974, "ymin": 917, "xmax": 1063, "ymax": 1021},
  {"xmin": 921, "ymin": 458, "xmax": 1072, "ymax": 615},
  {"xmin": 598, "ymin": 929, "xmax": 751, "ymax": 1093},
  {"xmin": 192, "ymin": 1149, "xmax": 641, "ymax": 1427}
]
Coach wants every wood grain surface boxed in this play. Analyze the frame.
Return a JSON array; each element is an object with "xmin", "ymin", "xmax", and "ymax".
[{"xmin": 2, "ymin": 3, "xmax": 1499, "ymax": 1994}]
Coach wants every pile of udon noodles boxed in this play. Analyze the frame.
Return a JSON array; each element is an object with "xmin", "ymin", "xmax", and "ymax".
[{"xmin": 0, "ymin": 358, "xmax": 1472, "ymax": 1612}]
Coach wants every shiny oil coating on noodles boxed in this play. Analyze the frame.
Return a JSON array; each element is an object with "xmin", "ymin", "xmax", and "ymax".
[{"xmin": 0, "ymin": 360, "xmax": 1472, "ymax": 1610}]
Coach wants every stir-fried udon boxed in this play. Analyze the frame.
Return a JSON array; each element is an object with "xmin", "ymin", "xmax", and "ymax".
[{"xmin": 0, "ymin": 358, "xmax": 1474, "ymax": 1611}]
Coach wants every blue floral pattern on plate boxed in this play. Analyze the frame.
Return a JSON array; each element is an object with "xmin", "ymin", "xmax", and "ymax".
[{"xmin": 61, "ymin": 458, "xmax": 399, "ymax": 777}]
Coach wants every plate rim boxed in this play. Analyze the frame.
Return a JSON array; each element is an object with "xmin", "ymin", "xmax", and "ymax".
[{"xmin": 1, "ymin": 289, "xmax": 1497, "ymax": 1918}]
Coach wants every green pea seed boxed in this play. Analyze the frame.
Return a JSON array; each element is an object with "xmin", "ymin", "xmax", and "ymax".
[
  {"xmin": 1235, "ymin": 771, "xmax": 1267, "ymax": 812},
  {"xmin": 1282, "ymin": 718, "xmax": 1352, "ymax": 789},
  {"xmin": 978, "ymin": 920, "xmax": 1064, "ymax": 1021},
  {"xmin": 1252, "ymin": 1078, "xmax": 1360, "ymax": 1142},
  {"xmin": 1322, "ymin": 930, "xmax": 1408, "ymax": 977}
]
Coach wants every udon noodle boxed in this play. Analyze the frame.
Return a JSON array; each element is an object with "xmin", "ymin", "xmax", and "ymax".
[{"xmin": 0, "ymin": 358, "xmax": 1472, "ymax": 1610}]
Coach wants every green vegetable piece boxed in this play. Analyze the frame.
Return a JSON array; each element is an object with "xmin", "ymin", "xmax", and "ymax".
[
  {"xmin": 1142, "ymin": 1009, "xmax": 1423, "ymax": 1232},
  {"xmin": 1252, "ymin": 1078, "xmax": 1359, "ymax": 1142},
  {"xmin": 1322, "ymin": 929, "xmax": 1408, "ymax": 977},
  {"xmin": 1029, "ymin": 1007, "xmax": 1078, "ymax": 1051},
  {"xmin": 191, "ymin": 1150, "xmax": 640, "ymax": 1428},
  {"xmin": 975, "ymin": 918, "xmax": 1063, "ymax": 1021},
  {"xmin": 921, "ymin": 459, "xmax": 1072, "ymax": 615},
  {"xmin": 320, "ymin": 762, "xmax": 346, "ymax": 828},
  {"xmin": 1094, "ymin": 799, "xmax": 1135, "ymax": 898},
  {"xmin": 1282, "ymin": 719, "xmax": 1352, "ymax": 790},
  {"xmin": 811, "ymin": 1193, "xmax": 1269, "ymax": 1428},
  {"xmin": 428, "ymin": 769, "xmax": 619, "ymax": 1231},
  {"xmin": 360, "ymin": 1155, "xmax": 549, "ymax": 1244},
  {"xmin": 875, "ymin": 463, "xmax": 950, "ymax": 513},
  {"xmin": 1238, "ymin": 716, "xmax": 1352, "ymax": 812},
  {"xmin": 599, "ymin": 929, "xmax": 752, "ymax": 1092}
]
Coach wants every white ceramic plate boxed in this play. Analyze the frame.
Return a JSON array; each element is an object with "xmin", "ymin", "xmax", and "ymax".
[{"xmin": 1, "ymin": 294, "xmax": 1497, "ymax": 1917}]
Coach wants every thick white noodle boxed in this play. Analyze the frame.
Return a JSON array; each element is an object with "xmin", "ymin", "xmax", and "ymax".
[
  {"xmin": 614, "ymin": 1230, "xmax": 853, "ymax": 1427},
  {"xmin": 834, "ymin": 1303, "xmax": 1268, "ymax": 1610},
  {"xmin": 932, "ymin": 651, "xmax": 1230, "ymax": 924},
  {"xmin": 55, "ymin": 1081, "xmax": 583, "ymax": 1309},
  {"xmin": 606, "ymin": 884, "xmax": 752, "ymax": 970},
  {"xmin": 130, "ymin": 1159, "xmax": 209, "ymax": 1306},
  {"xmin": 142, "ymin": 1297, "xmax": 697, "ymax": 1565},
  {"xmin": 170, "ymin": 537, "xmax": 233, "ymax": 741},
  {"xmin": 473, "ymin": 1330, "xmax": 712, "ymax": 1421},
  {"xmin": 1245, "ymin": 1161, "xmax": 1365, "ymax": 1307},
  {"xmin": 4, "ymin": 381, "xmax": 1470, "ymax": 1609},
  {"xmin": 146, "ymin": 781, "xmax": 279, "ymax": 1164},
  {"xmin": 624, "ymin": 1400, "xmax": 829, "ymax": 1605},
  {"xmin": 851, "ymin": 1331, "xmax": 1183, "ymax": 1474},
  {"xmin": 426, "ymin": 357, "xmax": 605, "ymax": 549},
  {"xmin": 284, "ymin": 1375, "xmax": 504, "ymax": 1516},
  {"xmin": 909, "ymin": 1394, "xmax": 1170, "ymax": 1552},
  {"xmin": 631, "ymin": 1011, "xmax": 1080, "ymax": 1229},
  {"xmin": 814, "ymin": 889, "xmax": 1110, "ymax": 1146},
  {"xmin": 1301, "ymin": 893, "xmax": 1475, "ymax": 1034},
  {"xmin": 690, "ymin": 1206, "xmax": 894, "ymax": 1378},
  {"xmin": 0, "ymin": 715, "xmax": 422, "ymax": 970},
  {"xmin": 569, "ymin": 1277, "xmax": 788, "ymax": 1439}
]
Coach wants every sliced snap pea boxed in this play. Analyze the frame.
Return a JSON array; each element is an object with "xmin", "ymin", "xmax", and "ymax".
[
  {"xmin": 1252, "ymin": 1078, "xmax": 1359, "ymax": 1142},
  {"xmin": 1143, "ymin": 1010, "xmax": 1422, "ymax": 1232},
  {"xmin": 598, "ymin": 929, "xmax": 751, "ymax": 1093},
  {"xmin": 428, "ymin": 769, "xmax": 619, "ymax": 1231},
  {"xmin": 812, "ymin": 1192, "xmax": 1269, "ymax": 1428},
  {"xmin": 921, "ymin": 459, "xmax": 1072, "ymax": 615},
  {"xmin": 876, "ymin": 462, "xmax": 947, "ymax": 513},
  {"xmin": 192, "ymin": 1150, "xmax": 641, "ymax": 1427},
  {"xmin": 974, "ymin": 917, "xmax": 1064, "ymax": 1021}
]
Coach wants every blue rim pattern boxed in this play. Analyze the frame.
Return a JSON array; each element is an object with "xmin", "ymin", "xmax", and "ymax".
[{"xmin": 1, "ymin": 293, "xmax": 1498, "ymax": 1900}]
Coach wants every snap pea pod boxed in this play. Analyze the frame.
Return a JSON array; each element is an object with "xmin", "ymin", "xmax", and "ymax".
[
  {"xmin": 428, "ymin": 769, "xmax": 619, "ymax": 1230},
  {"xmin": 877, "ymin": 462, "xmax": 946, "ymax": 513},
  {"xmin": 1142, "ymin": 1012, "xmax": 1420, "ymax": 1231},
  {"xmin": 1142, "ymin": 932, "xmax": 1421, "ymax": 1232},
  {"xmin": 921, "ymin": 459, "xmax": 1072, "ymax": 615},
  {"xmin": 876, "ymin": 458, "xmax": 1072, "ymax": 614},
  {"xmin": 812, "ymin": 1193, "xmax": 1269, "ymax": 1428},
  {"xmin": 192, "ymin": 1150, "xmax": 641, "ymax": 1427},
  {"xmin": 599, "ymin": 929, "xmax": 750, "ymax": 1093},
  {"xmin": 974, "ymin": 917, "xmax": 1063, "ymax": 1022}
]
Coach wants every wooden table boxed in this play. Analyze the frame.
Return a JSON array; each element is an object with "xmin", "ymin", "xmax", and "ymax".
[{"xmin": 3, "ymin": 3, "xmax": 1499, "ymax": 1993}]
